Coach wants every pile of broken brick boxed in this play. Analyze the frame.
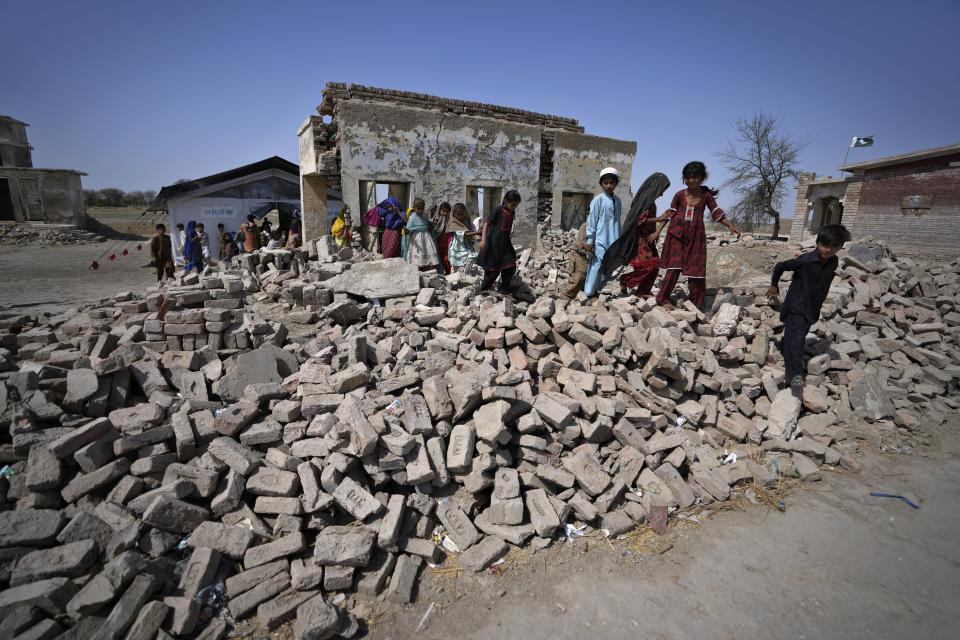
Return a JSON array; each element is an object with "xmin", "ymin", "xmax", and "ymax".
[
  {"xmin": 0, "ymin": 225, "xmax": 105, "ymax": 247},
  {"xmin": 0, "ymin": 234, "xmax": 957, "ymax": 639}
]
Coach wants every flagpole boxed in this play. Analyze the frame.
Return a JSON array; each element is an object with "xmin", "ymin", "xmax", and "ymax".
[{"xmin": 840, "ymin": 141, "xmax": 852, "ymax": 176}]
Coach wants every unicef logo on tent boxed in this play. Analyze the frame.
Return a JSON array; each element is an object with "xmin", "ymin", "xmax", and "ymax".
[{"xmin": 202, "ymin": 207, "xmax": 235, "ymax": 217}]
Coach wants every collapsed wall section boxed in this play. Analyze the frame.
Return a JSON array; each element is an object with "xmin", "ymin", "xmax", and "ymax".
[{"xmin": 320, "ymin": 82, "xmax": 584, "ymax": 133}]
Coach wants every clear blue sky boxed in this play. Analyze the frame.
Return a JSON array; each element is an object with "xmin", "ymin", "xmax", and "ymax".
[{"xmin": 3, "ymin": 0, "xmax": 958, "ymax": 216}]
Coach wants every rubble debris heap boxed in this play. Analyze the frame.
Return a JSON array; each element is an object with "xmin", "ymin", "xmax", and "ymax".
[
  {"xmin": 298, "ymin": 83, "xmax": 637, "ymax": 246},
  {"xmin": 0, "ymin": 231, "xmax": 958, "ymax": 639}
]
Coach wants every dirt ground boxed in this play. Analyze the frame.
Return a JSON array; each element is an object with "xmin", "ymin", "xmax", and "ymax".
[
  {"xmin": 364, "ymin": 422, "xmax": 959, "ymax": 640},
  {"xmin": 0, "ymin": 242, "xmax": 157, "ymax": 314}
]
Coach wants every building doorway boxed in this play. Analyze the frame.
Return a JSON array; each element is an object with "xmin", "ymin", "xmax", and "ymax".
[
  {"xmin": 560, "ymin": 192, "xmax": 591, "ymax": 230},
  {"xmin": 18, "ymin": 176, "xmax": 44, "ymax": 221},
  {"xmin": 466, "ymin": 186, "xmax": 502, "ymax": 223},
  {"xmin": 811, "ymin": 196, "xmax": 843, "ymax": 234},
  {"xmin": 0, "ymin": 178, "xmax": 15, "ymax": 221},
  {"xmin": 359, "ymin": 180, "xmax": 411, "ymax": 215}
]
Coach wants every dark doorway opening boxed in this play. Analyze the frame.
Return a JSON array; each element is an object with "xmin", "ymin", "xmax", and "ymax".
[
  {"xmin": 560, "ymin": 192, "xmax": 591, "ymax": 230},
  {"xmin": 0, "ymin": 178, "xmax": 16, "ymax": 221}
]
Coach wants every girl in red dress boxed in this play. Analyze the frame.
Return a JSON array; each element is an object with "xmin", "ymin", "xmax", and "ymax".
[{"xmin": 651, "ymin": 161, "xmax": 741, "ymax": 309}]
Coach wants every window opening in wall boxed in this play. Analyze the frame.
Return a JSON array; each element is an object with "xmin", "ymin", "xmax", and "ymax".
[
  {"xmin": 901, "ymin": 195, "xmax": 931, "ymax": 217},
  {"xmin": 0, "ymin": 178, "xmax": 16, "ymax": 221},
  {"xmin": 466, "ymin": 186, "xmax": 503, "ymax": 225},
  {"xmin": 359, "ymin": 180, "xmax": 411, "ymax": 215},
  {"xmin": 560, "ymin": 192, "xmax": 591, "ymax": 230}
]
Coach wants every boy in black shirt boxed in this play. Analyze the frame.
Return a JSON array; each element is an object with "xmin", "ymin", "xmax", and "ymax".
[{"xmin": 767, "ymin": 224, "xmax": 851, "ymax": 389}]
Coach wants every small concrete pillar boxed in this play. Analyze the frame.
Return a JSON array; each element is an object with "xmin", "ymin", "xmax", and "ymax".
[
  {"xmin": 301, "ymin": 174, "xmax": 328, "ymax": 243},
  {"xmin": 789, "ymin": 173, "xmax": 815, "ymax": 244}
]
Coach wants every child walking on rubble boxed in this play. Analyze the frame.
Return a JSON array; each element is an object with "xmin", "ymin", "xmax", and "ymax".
[
  {"xmin": 431, "ymin": 201, "xmax": 453, "ymax": 274},
  {"xmin": 583, "ymin": 167, "xmax": 623, "ymax": 298},
  {"xmin": 447, "ymin": 203, "xmax": 481, "ymax": 271},
  {"xmin": 560, "ymin": 222, "xmax": 591, "ymax": 300},
  {"xmin": 150, "ymin": 223, "xmax": 174, "ymax": 282},
  {"xmin": 477, "ymin": 190, "xmax": 522, "ymax": 295},
  {"xmin": 404, "ymin": 198, "xmax": 442, "ymax": 272},
  {"xmin": 768, "ymin": 223, "xmax": 851, "ymax": 390},
  {"xmin": 650, "ymin": 161, "xmax": 741, "ymax": 309}
]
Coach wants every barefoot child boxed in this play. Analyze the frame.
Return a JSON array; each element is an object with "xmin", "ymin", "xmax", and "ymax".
[
  {"xmin": 768, "ymin": 224, "xmax": 851, "ymax": 389},
  {"xmin": 651, "ymin": 161, "xmax": 741, "ymax": 309},
  {"xmin": 583, "ymin": 168, "xmax": 622, "ymax": 297}
]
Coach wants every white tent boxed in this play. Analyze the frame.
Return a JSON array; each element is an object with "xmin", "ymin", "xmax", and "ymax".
[{"xmin": 145, "ymin": 156, "xmax": 342, "ymax": 254}]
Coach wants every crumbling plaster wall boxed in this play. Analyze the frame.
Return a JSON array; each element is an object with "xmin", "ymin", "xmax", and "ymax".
[
  {"xmin": 0, "ymin": 117, "xmax": 33, "ymax": 168},
  {"xmin": 36, "ymin": 171, "xmax": 86, "ymax": 225},
  {"xmin": 298, "ymin": 117, "xmax": 320, "ymax": 177},
  {"xmin": 337, "ymin": 101, "xmax": 543, "ymax": 246},
  {"xmin": 0, "ymin": 168, "xmax": 86, "ymax": 226},
  {"xmin": 550, "ymin": 131, "xmax": 636, "ymax": 226}
]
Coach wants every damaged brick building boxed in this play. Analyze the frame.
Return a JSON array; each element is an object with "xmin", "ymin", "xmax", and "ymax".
[
  {"xmin": 298, "ymin": 83, "xmax": 636, "ymax": 245},
  {"xmin": 790, "ymin": 141, "xmax": 960, "ymax": 256}
]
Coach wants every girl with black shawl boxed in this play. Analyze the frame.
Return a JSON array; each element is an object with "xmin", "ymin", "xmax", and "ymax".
[{"xmin": 600, "ymin": 172, "xmax": 672, "ymax": 292}]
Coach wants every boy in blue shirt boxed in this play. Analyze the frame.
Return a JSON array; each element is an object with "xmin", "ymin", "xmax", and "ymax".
[
  {"xmin": 583, "ymin": 167, "xmax": 622, "ymax": 297},
  {"xmin": 768, "ymin": 224, "xmax": 851, "ymax": 390}
]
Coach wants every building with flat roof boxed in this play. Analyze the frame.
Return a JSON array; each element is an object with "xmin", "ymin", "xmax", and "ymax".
[
  {"xmin": 0, "ymin": 115, "xmax": 87, "ymax": 228},
  {"xmin": 790, "ymin": 142, "xmax": 960, "ymax": 256},
  {"xmin": 298, "ymin": 83, "xmax": 637, "ymax": 245}
]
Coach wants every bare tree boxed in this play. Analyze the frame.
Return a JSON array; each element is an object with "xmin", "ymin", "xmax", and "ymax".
[{"xmin": 719, "ymin": 113, "xmax": 806, "ymax": 239}]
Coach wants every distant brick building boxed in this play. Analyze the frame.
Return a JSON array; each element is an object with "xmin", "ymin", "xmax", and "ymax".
[{"xmin": 790, "ymin": 142, "xmax": 960, "ymax": 256}]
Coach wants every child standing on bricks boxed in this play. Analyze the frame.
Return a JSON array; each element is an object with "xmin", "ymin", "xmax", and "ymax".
[
  {"xmin": 560, "ymin": 222, "xmax": 591, "ymax": 300},
  {"xmin": 477, "ymin": 190, "xmax": 522, "ymax": 295},
  {"xmin": 652, "ymin": 161, "xmax": 741, "ymax": 309},
  {"xmin": 768, "ymin": 224, "xmax": 851, "ymax": 390},
  {"xmin": 583, "ymin": 167, "xmax": 623, "ymax": 298}
]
